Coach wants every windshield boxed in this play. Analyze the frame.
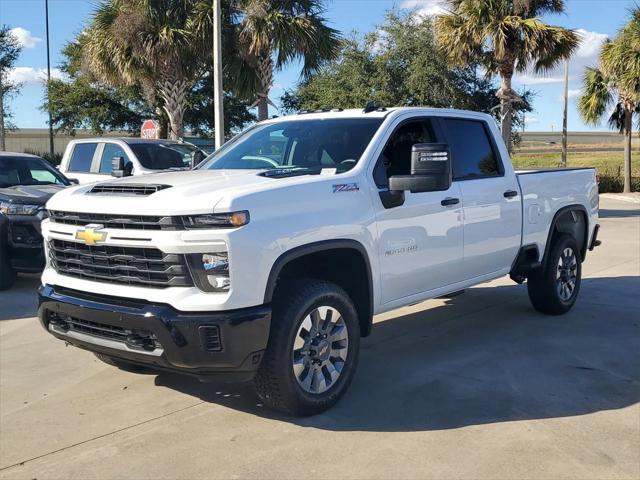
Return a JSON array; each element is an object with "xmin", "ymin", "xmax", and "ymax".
[
  {"xmin": 0, "ymin": 156, "xmax": 70, "ymax": 188},
  {"xmin": 128, "ymin": 142, "xmax": 203, "ymax": 170},
  {"xmin": 199, "ymin": 118, "xmax": 384, "ymax": 173}
]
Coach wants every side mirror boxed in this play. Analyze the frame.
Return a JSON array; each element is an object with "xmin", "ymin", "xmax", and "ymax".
[
  {"xmin": 192, "ymin": 150, "xmax": 205, "ymax": 169},
  {"xmin": 111, "ymin": 156, "xmax": 131, "ymax": 178},
  {"xmin": 68, "ymin": 178, "xmax": 79, "ymax": 185},
  {"xmin": 388, "ymin": 143, "xmax": 452, "ymax": 193}
]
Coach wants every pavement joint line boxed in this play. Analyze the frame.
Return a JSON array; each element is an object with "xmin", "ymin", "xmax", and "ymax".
[{"xmin": 0, "ymin": 401, "xmax": 205, "ymax": 472}]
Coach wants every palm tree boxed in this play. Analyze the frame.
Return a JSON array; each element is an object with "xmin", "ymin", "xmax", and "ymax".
[
  {"xmin": 229, "ymin": 0, "xmax": 341, "ymax": 121},
  {"xmin": 82, "ymin": 0, "xmax": 210, "ymax": 139},
  {"xmin": 579, "ymin": 8, "xmax": 640, "ymax": 193},
  {"xmin": 435, "ymin": 0, "xmax": 579, "ymax": 153}
]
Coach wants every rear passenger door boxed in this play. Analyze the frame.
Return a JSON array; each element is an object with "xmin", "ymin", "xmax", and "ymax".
[
  {"xmin": 440, "ymin": 118, "xmax": 521, "ymax": 280},
  {"xmin": 63, "ymin": 142, "xmax": 100, "ymax": 184}
]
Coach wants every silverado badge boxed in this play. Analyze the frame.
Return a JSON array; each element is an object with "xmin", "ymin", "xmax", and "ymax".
[{"xmin": 75, "ymin": 224, "xmax": 107, "ymax": 246}]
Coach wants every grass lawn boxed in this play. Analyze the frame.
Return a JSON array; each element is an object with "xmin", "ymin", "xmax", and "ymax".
[{"xmin": 512, "ymin": 150, "xmax": 640, "ymax": 176}]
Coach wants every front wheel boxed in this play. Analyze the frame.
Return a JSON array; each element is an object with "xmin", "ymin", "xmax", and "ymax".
[
  {"xmin": 527, "ymin": 233, "xmax": 582, "ymax": 315},
  {"xmin": 254, "ymin": 279, "xmax": 360, "ymax": 416}
]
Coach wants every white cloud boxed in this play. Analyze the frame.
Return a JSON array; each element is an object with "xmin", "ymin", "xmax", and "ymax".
[
  {"xmin": 567, "ymin": 88, "xmax": 582, "ymax": 99},
  {"xmin": 514, "ymin": 29, "xmax": 608, "ymax": 86},
  {"xmin": 524, "ymin": 116, "xmax": 540, "ymax": 125},
  {"xmin": 9, "ymin": 27, "xmax": 42, "ymax": 49},
  {"xmin": 401, "ymin": 0, "xmax": 449, "ymax": 17},
  {"xmin": 8, "ymin": 67, "xmax": 67, "ymax": 85}
]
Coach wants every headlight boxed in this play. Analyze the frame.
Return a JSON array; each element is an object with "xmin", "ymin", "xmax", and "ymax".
[
  {"xmin": 187, "ymin": 252, "xmax": 230, "ymax": 292},
  {"xmin": 183, "ymin": 211, "xmax": 249, "ymax": 229},
  {"xmin": 0, "ymin": 201, "xmax": 41, "ymax": 216}
]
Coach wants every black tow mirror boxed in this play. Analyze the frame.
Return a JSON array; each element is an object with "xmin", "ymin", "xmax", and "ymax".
[
  {"xmin": 192, "ymin": 150, "xmax": 205, "ymax": 169},
  {"xmin": 111, "ymin": 156, "xmax": 130, "ymax": 178},
  {"xmin": 388, "ymin": 143, "xmax": 452, "ymax": 193}
]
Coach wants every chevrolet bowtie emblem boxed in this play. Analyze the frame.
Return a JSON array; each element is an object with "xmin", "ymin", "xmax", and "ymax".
[{"xmin": 75, "ymin": 224, "xmax": 107, "ymax": 246}]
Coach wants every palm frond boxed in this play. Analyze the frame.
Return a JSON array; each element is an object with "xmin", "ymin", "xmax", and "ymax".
[{"xmin": 578, "ymin": 67, "xmax": 614, "ymax": 126}]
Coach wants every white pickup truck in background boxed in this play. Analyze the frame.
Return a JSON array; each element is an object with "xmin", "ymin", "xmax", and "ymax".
[
  {"xmin": 39, "ymin": 107, "xmax": 600, "ymax": 416},
  {"xmin": 58, "ymin": 138, "xmax": 206, "ymax": 184}
]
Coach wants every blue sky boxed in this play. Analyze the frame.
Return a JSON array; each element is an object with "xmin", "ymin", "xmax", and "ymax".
[{"xmin": 1, "ymin": 0, "xmax": 636, "ymax": 132}]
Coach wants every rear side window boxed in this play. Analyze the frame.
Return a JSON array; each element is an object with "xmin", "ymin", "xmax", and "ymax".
[
  {"xmin": 99, "ymin": 143, "xmax": 130, "ymax": 173},
  {"xmin": 68, "ymin": 143, "xmax": 97, "ymax": 172},
  {"xmin": 442, "ymin": 119, "xmax": 500, "ymax": 180}
]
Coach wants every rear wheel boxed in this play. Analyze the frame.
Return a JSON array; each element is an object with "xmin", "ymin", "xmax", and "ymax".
[
  {"xmin": 527, "ymin": 234, "xmax": 582, "ymax": 315},
  {"xmin": 254, "ymin": 279, "xmax": 360, "ymax": 416}
]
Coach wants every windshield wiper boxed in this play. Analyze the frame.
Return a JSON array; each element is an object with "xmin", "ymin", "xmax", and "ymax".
[{"xmin": 259, "ymin": 167, "xmax": 319, "ymax": 179}]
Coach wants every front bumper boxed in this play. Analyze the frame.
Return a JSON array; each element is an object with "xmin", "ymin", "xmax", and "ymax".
[
  {"xmin": 38, "ymin": 285, "xmax": 271, "ymax": 382},
  {"xmin": 0, "ymin": 215, "xmax": 45, "ymax": 272}
]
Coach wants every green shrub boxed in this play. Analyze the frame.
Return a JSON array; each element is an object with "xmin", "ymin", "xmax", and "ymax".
[
  {"xmin": 23, "ymin": 149, "xmax": 63, "ymax": 166},
  {"xmin": 597, "ymin": 174, "xmax": 640, "ymax": 193}
]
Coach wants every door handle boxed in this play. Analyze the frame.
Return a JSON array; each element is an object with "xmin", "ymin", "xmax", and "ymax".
[
  {"xmin": 441, "ymin": 197, "xmax": 460, "ymax": 206},
  {"xmin": 504, "ymin": 190, "xmax": 519, "ymax": 198}
]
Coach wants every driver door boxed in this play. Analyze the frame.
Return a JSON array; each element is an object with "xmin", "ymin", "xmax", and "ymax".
[{"xmin": 372, "ymin": 118, "xmax": 465, "ymax": 305}]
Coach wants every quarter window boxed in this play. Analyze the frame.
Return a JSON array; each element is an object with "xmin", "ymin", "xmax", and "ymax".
[
  {"xmin": 68, "ymin": 143, "xmax": 98, "ymax": 172},
  {"xmin": 442, "ymin": 119, "xmax": 500, "ymax": 180}
]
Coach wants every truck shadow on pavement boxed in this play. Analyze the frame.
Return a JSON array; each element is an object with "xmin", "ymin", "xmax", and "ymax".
[
  {"xmin": 156, "ymin": 275, "xmax": 640, "ymax": 431},
  {"xmin": 599, "ymin": 208, "xmax": 640, "ymax": 218}
]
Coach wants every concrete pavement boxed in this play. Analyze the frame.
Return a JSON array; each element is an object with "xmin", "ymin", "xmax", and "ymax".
[{"xmin": 1, "ymin": 196, "xmax": 638, "ymax": 479}]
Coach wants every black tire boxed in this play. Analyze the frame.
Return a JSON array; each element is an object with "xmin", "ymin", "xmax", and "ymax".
[
  {"xmin": 527, "ymin": 233, "xmax": 582, "ymax": 315},
  {"xmin": 254, "ymin": 279, "xmax": 360, "ymax": 416},
  {"xmin": 94, "ymin": 353, "xmax": 150, "ymax": 373},
  {"xmin": 0, "ymin": 247, "xmax": 17, "ymax": 291}
]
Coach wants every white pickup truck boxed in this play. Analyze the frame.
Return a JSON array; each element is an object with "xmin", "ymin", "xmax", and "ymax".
[
  {"xmin": 58, "ymin": 138, "xmax": 205, "ymax": 184},
  {"xmin": 39, "ymin": 107, "xmax": 600, "ymax": 416}
]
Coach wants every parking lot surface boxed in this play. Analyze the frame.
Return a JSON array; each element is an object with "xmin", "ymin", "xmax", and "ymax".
[{"xmin": 1, "ymin": 196, "xmax": 639, "ymax": 480}]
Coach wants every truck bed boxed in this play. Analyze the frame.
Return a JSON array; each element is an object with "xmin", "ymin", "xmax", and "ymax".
[{"xmin": 516, "ymin": 167, "xmax": 599, "ymax": 261}]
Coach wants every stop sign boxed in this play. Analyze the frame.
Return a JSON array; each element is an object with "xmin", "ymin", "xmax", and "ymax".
[{"xmin": 141, "ymin": 120, "xmax": 160, "ymax": 139}]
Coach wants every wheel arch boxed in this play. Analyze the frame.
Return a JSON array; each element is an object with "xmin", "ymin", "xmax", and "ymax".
[
  {"xmin": 264, "ymin": 239, "xmax": 374, "ymax": 337},
  {"xmin": 542, "ymin": 204, "xmax": 589, "ymax": 264}
]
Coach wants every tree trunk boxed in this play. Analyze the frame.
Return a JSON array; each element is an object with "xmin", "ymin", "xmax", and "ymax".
[
  {"xmin": 257, "ymin": 95, "xmax": 269, "ymax": 121},
  {"xmin": 623, "ymin": 105, "xmax": 633, "ymax": 193},
  {"xmin": 158, "ymin": 78, "xmax": 188, "ymax": 140},
  {"xmin": 0, "ymin": 85, "xmax": 5, "ymax": 152},
  {"xmin": 498, "ymin": 73, "xmax": 514, "ymax": 154},
  {"xmin": 255, "ymin": 51, "xmax": 273, "ymax": 122}
]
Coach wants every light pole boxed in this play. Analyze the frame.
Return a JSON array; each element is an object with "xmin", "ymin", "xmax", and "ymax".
[
  {"xmin": 561, "ymin": 58, "xmax": 569, "ymax": 167},
  {"xmin": 45, "ymin": 0, "xmax": 54, "ymax": 157},
  {"xmin": 213, "ymin": 0, "xmax": 224, "ymax": 149}
]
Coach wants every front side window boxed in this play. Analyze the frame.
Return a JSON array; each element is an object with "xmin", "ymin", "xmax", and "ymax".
[
  {"xmin": 68, "ymin": 143, "xmax": 98, "ymax": 172},
  {"xmin": 99, "ymin": 143, "xmax": 130, "ymax": 174},
  {"xmin": 199, "ymin": 118, "xmax": 384, "ymax": 173},
  {"xmin": 442, "ymin": 119, "xmax": 500, "ymax": 180},
  {"xmin": 373, "ymin": 119, "xmax": 436, "ymax": 187},
  {"xmin": 128, "ymin": 143, "xmax": 200, "ymax": 170},
  {"xmin": 0, "ymin": 157, "xmax": 69, "ymax": 187}
]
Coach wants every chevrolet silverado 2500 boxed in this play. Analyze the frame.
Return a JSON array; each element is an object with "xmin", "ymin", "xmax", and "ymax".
[{"xmin": 39, "ymin": 107, "xmax": 600, "ymax": 416}]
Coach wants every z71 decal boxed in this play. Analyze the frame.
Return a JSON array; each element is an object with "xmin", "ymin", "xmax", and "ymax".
[{"xmin": 332, "ymin": 183, "xmax": 359, "ymax": 193}]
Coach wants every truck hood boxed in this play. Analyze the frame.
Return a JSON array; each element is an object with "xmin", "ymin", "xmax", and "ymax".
[
  {"xmin": 0, "ymin": 184, "xmax": 66, "ymax": 205},
  {"xmin": 46, "ymin": 169, "xmax": 328, "ymax": 215}
]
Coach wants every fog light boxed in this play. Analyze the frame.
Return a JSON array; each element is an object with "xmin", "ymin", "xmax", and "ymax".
[{"xmin": 188, "ymin": 252, "xmax": 230, "ymax": 292}]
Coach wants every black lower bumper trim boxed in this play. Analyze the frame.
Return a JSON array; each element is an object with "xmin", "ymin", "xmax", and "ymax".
[{"xmin": 38, "ymin": 285, "xmax": 271, "ymax": 382}]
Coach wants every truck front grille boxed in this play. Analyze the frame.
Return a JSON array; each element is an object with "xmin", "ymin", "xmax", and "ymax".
[
  {"xmin": 48, "ymin": 211, "xmax": 183, "ymax": 230},
  {"xmin": 49, "ymin": 239, "xmax": 193, "ymax": 288}
]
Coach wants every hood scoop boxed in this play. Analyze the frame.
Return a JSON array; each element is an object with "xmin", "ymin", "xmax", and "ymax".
[{"xmin": 88, "ymin": 183, "xmax": 172, "ymax": 196}]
